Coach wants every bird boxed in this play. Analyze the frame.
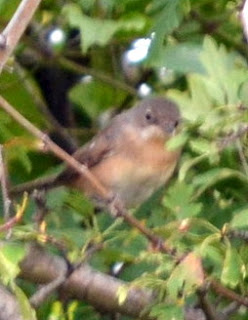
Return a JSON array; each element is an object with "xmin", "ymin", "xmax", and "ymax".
[{"xmin": 10, "ymin": 97, "xmax": 181, "ymax": 208}]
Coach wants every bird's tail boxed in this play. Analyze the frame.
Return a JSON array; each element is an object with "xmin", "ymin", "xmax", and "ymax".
[{"xmin": 9, "ymin": 174, "xmax": 61, "ymax": 197}]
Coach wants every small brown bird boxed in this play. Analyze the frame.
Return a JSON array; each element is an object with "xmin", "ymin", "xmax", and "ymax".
[{"xmin": 11, "ymin": 97, "xmax": 181, "ymax": 208}]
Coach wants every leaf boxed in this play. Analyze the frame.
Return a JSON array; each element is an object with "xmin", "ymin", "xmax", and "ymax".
[
  {"xmin": 221, "ymin": 244, "xmax": 244, "ymax": 288},
  {"xmin": 147, "ymin": 0, "xmax": 182, "ymax": 62},
  {"xmin": 166, "ymin": 132, "xmax": 189, "ymax": 151},
  {"xmin": 163, "ymin": 181, "xmax": 202, "ymax": 219},
  {"xmin": 192, "ymin": 168, "xmax": 247, "ymax": 198},
  {"xmin": 189, "ymin": 138, "xmax": 213, "ymax": 155},
  {"xmin": 167, "ymin": 73, "xmax": 213, "ymax": 121},
  {"xmin": 69, "ymin": 80, "xmax": 125, "ymax": 119},
  {"xmin": 200, "ymin": 36, "xmax": 247, "ymax": 105},
  {"xmin": 0, "ymin": 244, "xmax": 25, "ymax": 285},
  {"xmin": 166, "ymin": 252, "xmax": 204, "ymax": 301},
  {"xmin": 0, "ymin": 0, "xmax": 19, "ymax": 19},
  {"xmin": 63, "ymin": 4, "xmax": 147, "ymax": 52},
  {"xmin": 150, "ymin": 43, "xmax": 204, "ymax": 74},
  {"xmin": 14, "ymin": 285, "xmax": 37, "ymax": 320},
  {"xmin": 150, "ymin": 303, "xmax": 184, "ymax": 320},
  {"xmin": 230, "ymin": 208, "xmax": 248, "ymax": 229}
]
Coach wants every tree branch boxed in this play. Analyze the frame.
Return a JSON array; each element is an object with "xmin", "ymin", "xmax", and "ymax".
[
  {"xmin": 0, "ymin": 145, "xmax": 11, "ymax": 222},
  {"xmin": 0, "ymin": 285, "xmax": 21, "ymax": 320},
  {"xmin": 1, "ymin": 96, "xmax": 248, "ymax": 311},
  {"xmin": 19, "ymin": 245, "xmax": 154, "ymax": 318},
  {"xmin": 0, "ymin": 0, "xmax": 42, "ymax": 72}
]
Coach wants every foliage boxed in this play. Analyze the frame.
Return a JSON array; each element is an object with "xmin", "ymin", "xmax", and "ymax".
[{"xmin": 0, "ymin": 0, "xmax": 248, "ymax": 319}]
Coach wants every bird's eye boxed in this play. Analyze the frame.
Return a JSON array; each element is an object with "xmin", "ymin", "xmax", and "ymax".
[
  {"xmin": 174, "ymin": 120, "xmax": 179, "ymax": 127},
  {"xmin": 145, "ymin": 111, "xmax": 152, "ymax": 121}
]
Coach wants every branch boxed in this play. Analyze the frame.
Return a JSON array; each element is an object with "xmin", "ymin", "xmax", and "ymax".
[
  {"xmin": 1, "ymin": 96, "xmax": 248, "ymax": 310},
  {"xmin": 19, "ymin": 245, "xmax": 154, "ymax": 318},
  {"xmin": 0, "ymin": 145, "xmax": 11, "ymax": 221},
  {"xmin": 59, "ymin": 57, "xmax": 137, "ymax": 96},
  {"xmin": 0, "ymin": 285, "xmax": 21, "ymax": 320},
  {"xmin": 0, "ymin": 94, "xmax": 176, "ymax": 256},
  {"xmin": 0, "ymin": 0, "xmax": 42, "ymax": 72}
]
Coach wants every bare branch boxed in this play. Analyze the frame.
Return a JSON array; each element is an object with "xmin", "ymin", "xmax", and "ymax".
[
  {"xmin": 20, "ymin": 245, "xmax": 154, "ymax": 318},
  {"xmin": 0, "ymin": 0, "xmax": 42, "ymax": 72},
  {"xmin": 0, "ymin": 145, "xmax": 11, "ymax": 221},
  {"xmin": 0, "ymin": 94, "xmax": 177, "ymax": 256},
  {"xmin": 0, "ymin": 285, "xmax": 21, "ymax": 320}
]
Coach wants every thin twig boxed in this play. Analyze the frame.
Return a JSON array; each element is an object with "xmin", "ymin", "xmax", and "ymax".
[
  {"xmin": 0, "ymin": 94, "xmax": 176, "ymax": 256},
  {"xmin": 59, "ymin": 57, "xmax": 137, "ymax": 96},
  {"xmin": 217, "ymin": 125, "xmax": 248, "ymax": 151},
  {"xmin": 197, "ymin": 290, "xmax": 220, "ymax": 320},
  {"xmin": 0, "ymin": 94, "xmax": 109, "ymax": 200},
  {"xmin": 0, "ymin": 145, "xmax": 11, "ymax": 221},
  {"xmin": 0, "ymin": 193, "xmax": 28, "ymax": 232},
  {"xmin": 30, "ymin": 274, "xmax": 67, "ymax": 308},
  {"xmin": 210, "ymin": 279, "xmax": 248, "ymax": 307},
  {"xmin": 0, "ymin": 0, "xmax": 43, "ymax": 72},
  {"xmin": 14, "ymin": 62, "xmax": 78, "ymax": 152},
  {"xmin": 236, "ymin": 139, "xmax": 248, "ymax": 176},
  {"xmin": 1, "ymin": 95, "xmax": 248, "ymax": 308}
]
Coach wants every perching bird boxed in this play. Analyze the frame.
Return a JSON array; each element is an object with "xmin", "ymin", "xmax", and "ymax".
[{"xmin": 10, "ymin": 97, "xmax": 181, "ymax": 208}]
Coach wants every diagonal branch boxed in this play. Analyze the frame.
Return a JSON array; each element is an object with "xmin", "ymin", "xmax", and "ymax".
[
  {"xmin": 1, "ymin": 95, "xmax": 248, "ymax": 310},
  {"xmin": 0, "ymin": 0, "xmax": 42, "ymax": 72},
  {"xmin": 0, "ymin": 94, "xmax": 176, "ymax": 256}
]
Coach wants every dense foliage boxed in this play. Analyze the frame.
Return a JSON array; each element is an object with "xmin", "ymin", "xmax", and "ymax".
[{"xmin": 1, "ymin": 0, "xmax": 248, "ymax": 319}]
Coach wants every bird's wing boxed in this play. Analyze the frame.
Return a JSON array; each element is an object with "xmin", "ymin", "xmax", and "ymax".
[{"xmin": 56, "ymin": 124, "xmax": 117, "ymax": 184}]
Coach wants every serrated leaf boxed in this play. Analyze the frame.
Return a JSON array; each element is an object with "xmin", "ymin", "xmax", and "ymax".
[
  {"xmin": 221, "ymin": 245, "xmax": 244, "ymax": 288},
  {"xmin": 166, "ymin": 252, "xmax": 204, "ymax": 301},
  {"xmin": 64, "ymin": 4, "xmax": 147, "ymax": 53},
  {"xmin": 167, "ymin": 73, "xmax": 213, "ymax": 121},
  {"xmin": 163, "ymin": 181, "xmax": 202, "ymax": 219},
  {"xmin": 200, "ymin": 36, "xmax": 247, "ymax": 105}
]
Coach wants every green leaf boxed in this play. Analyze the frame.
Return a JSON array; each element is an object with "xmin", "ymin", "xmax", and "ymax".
[
  {"xmin": 147, "ymin": 0, "xmax": 182, "ymax": 62},
  {"xmin": 166, "ymin": 132, "xmax": 189, "ymax": 151},
  {"xmin": 14, "ymin": 285, "xmax": 37, "ymax": 320},
  {"xmin": 150, "ymin": 303, "xmax": 184, "ymax": 320},
  {"xmin": 69, "ymin": 80, "xmax": 125, "ymax": 119},
  {"xmin": 163, "ymin": 181, "xmax": 202, "ymax": 219},
  {"xmin": 230, "ymin": 208, "xmax": 248, "ymax": 229},
  {"xmin": 167, "ymin": 73, "xmax": 213, "ymax": 121},
  {"xmin": 150, "ymin": 43, "xmax": 204, "ymax": 74},
  {"xmin": 0, "ymin": 244, "xmax": 25, "ymax": 284},
  {"xmin": 0, "ymin": 0, "xmax": 19, "ymax": 19},
  {"xmin": 192, "ymin": 168, "xmax": 248, "ymax": 198},
  {"xmin": 200, "ymin": 36, "xmax": 247, "ymax": 105},
  {"xmin": 166, "ymin": 253, "xmax": 204, "ymax": 301},
  {"xmin": 63, "ymin": 4, "xmax": 147, "ymax": 53},
  {"xmin": 221, "ymin": 245, "xmax": 244, "ymax": 288},
  {"xmin": 189, "ymin": 138, "xmax": 213, "ymax": 155}
]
